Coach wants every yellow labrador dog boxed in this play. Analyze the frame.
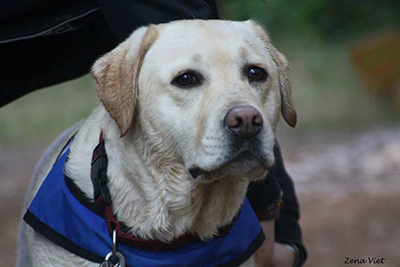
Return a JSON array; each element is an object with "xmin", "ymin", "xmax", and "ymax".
[{"xmin": 18, "ymin": 20, "xmax": 296, "ymax": 267}]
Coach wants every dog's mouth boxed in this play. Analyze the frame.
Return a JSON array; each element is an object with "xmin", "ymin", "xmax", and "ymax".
[
  {"xmin": 188, "ymin": 146, "xmax": 271, "ymax": 179},
  {"xmin": 188, "ymin": 167, "xmax": 209, "ymax": 179}
]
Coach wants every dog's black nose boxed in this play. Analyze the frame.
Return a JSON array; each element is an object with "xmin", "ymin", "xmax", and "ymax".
[{"xmin": 224, "ymin": 106, "xmax": 263, "ymax": 138}]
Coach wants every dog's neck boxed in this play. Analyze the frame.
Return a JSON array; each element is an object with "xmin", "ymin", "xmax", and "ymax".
[{"xmin": 65, "ymin": 107, "xmax": 249, "ymax": 242}]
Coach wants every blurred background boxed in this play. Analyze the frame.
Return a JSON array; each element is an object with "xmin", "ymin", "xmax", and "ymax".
[{"xmin": 1, "ymin": 0, "xmax": 399, "ymax": 266}]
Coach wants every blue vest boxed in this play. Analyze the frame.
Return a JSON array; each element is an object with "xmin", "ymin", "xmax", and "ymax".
[{"xmin": 24, "ymin": 141, "xmax": 264, "ymax": 267}]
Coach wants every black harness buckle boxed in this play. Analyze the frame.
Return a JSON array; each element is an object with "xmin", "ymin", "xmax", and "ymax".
[{"xmin": 91, "ymin": 137, "xmax": 112, "ymax": 212}]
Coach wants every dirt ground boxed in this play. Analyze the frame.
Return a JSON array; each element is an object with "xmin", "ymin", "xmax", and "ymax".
[{"xmin": 1, "ymin": 125, "xmax": 399, "ymax": 266}]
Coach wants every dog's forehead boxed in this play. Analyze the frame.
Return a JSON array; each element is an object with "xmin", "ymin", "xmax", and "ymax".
[
  {"xmin": 159, "ymin": 20, "xmax": 251, "ymax": 39},
  {"xmin": 151, "ymin": 20, "xmax": 269, "ymax": 60}
]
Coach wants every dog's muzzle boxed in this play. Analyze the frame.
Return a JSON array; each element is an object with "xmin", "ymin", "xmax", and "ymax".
[{"xmin": 188, "ymin": 106, "xmax": 267, "ymax": 179}]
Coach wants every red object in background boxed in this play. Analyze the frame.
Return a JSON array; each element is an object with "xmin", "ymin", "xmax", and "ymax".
[{"xmin": 352, "ymin": 31, "xmax": 400, "ymax": 111}]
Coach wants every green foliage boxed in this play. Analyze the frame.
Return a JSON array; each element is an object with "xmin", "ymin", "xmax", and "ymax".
[
  {"xmin": 219, "ymin": 0, "xmax": 400, "ymax": 43},
  {"xmin": 0, "ymin": 76, "xmax": 97, "ymax": 143},
  {"xmin": 301, "ymin": 0, "xmax": 400, "ymax": 42}
]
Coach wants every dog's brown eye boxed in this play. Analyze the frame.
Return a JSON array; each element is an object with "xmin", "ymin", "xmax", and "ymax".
[
  {"xmin": 172, "ymin": 72, "xmax": 199, "ymax": 88},
  {"xmin": 248, "ymin": 67, "xmax": 268, "ymax": 82}
]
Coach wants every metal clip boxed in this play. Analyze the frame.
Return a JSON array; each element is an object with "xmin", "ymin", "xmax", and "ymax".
[{"xmin": 99, "ymin": 229, "xmax": 126, "ymax": 267}]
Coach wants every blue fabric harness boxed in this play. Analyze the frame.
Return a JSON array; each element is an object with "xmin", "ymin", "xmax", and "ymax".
[{"xmin": 24, "ymin": 139, "xmax": 264, "ymax": 266}]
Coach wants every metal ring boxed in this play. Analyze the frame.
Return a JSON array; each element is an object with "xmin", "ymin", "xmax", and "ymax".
[
  {"xmin": 105, "ymin": 251, "xmax": 114, "ymax": 261},
  {"xmin": 112, "ymin": 228, "xmax": 117, "ymax": 257},
  {"xmin": 105, "ymin": 251, "xmax": 126, "ymax": 267}
]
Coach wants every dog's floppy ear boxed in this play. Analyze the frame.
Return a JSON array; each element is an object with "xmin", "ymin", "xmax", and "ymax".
[
  {"xmin": 248, "ymin": 20, "xmax": 297, "ymax": 127},
  {"xmin": 91, "ymin": 26, "xmax": 158, "ymax": 136}
]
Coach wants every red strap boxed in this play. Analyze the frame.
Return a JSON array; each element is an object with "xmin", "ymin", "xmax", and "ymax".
[{"xmin": 101, "ymin": 203, "xmax": 199, "ymax": 251}]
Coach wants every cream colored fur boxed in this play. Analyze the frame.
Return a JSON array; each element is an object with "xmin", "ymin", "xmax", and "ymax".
[{"xmin": 18, "ymin": 20, "xmax": 295, "ymax": 266}]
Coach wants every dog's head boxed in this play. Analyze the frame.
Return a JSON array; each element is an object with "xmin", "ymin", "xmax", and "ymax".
[{"xmin": 91, "ymin": 20, "xmax": 296, "ymax": 182}]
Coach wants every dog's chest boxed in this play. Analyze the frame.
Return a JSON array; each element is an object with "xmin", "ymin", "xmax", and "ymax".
[{"xmin": 24, "ymin": 139, "xmax": 264, "ymax": 267}]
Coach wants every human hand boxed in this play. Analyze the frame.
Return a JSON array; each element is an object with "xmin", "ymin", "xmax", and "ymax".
[
  {"xmin": 270, "ymin": 242, "xmax": 296, "ymax": 267},
  {"xmin": 255, "ymin": 242, "xmax": 296, "ymax": 267},
  {"xmin": 254, "ymin": 221, "xmax": 296, "ymax": 267}
]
